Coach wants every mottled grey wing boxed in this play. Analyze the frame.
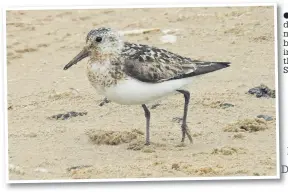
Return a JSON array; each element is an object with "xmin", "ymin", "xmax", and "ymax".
[
  {"xmin": 122, "ymin": 42, "xmax": 230, "ymax": 83},
  {"xmin": 123, "ymin": 59, "xmax": 187, "ymax": 82}
]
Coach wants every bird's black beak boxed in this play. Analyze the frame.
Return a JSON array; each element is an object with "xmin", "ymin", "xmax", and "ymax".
[{"xmin": 63, "ymin": 48, "xmax": 90, "ymax": 70}]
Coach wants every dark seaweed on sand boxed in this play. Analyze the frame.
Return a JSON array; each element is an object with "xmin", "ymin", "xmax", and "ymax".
[
  {"xmin": 48, "ymin": 111, "xmax": 87, "ymax": 120},
  {"xmin": 247, "ymin": 84, "xmax": 275, "ymax": 98}
]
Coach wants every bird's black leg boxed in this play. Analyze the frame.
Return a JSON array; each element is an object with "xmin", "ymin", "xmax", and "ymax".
[
  {"xmin": 177, "ymin": 90, "xmax": 193, "ymax": 143},
  {"xmin": 141, "ymin": 104, "xmax": 151, "ymax": 145}
]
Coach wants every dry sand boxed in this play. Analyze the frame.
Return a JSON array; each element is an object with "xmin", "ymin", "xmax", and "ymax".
[{"xmin": 6, "ymin": 6, "xmax": 277, "ymax": 180}]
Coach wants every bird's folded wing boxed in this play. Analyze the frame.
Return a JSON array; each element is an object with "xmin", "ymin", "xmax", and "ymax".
[
  {"xmin": 122, "ymin": 43, "xmax": 230, "ymax": 83},
  {"xmin": 123, "ymin": 59, "xmax": 195, "ymax": 83}
]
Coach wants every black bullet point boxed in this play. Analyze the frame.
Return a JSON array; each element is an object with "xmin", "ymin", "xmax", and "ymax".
[{"xmin": 284, "ymin": 12, "xmax": 288, "ymax": 19}]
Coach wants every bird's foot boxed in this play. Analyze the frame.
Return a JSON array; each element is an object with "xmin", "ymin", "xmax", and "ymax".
[
  {"xmin": 144, "ymin": 141, "xmax": 150, "ymax": 146},
  {"xmin": 181, "ymin": 124, "xmax": 193, "ymax": 144}
]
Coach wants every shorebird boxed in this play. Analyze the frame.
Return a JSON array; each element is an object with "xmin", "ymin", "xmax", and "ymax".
[{"xmin": 63, "ymin": 27, "xmax": 230, "ymax": 145}]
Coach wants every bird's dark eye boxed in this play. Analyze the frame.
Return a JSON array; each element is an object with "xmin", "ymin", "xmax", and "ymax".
[{"xmin": 95, "ymin": 37, "xmax": 102, "ymax": 42}]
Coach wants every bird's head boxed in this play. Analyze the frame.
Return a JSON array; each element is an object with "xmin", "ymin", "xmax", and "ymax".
[{"xmin": 63, "ymin": 27, "xmax": 123, "ymax": 70}]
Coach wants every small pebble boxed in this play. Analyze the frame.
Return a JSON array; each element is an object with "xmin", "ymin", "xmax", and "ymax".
[
  {"xmin": 171, "ymin": 163, "xmax": 180, "ymax": 170},
  {"xmin": 220, "ymin": 103, "xmax": 234, "ymax": 109},
  {"xmin": 67, "ymin": 165, "xmax": 92, "ymax": 172},
  {"xmin": 34, "ymin": 167, "xmax": 49, "ymax": 173},
  {"xmin": 160, "ymin": 35, "xmax": 177, "ymax": 44},
  {"xmin": 99, "ymin": 98, "xmax": 110, "ymax": 106},
  {"xmin": 150, "ymin": 103, "xmax": 161, "ymax": 109},
  {"xmin": 257, "ymin": 115, "xmax": 273, "ymax": 121},
  {"xmin": 172, "ymin": 117, "xmax": 183, "ymax": 123}
]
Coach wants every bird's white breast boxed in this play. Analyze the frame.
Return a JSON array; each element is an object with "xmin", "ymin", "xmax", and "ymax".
[{"xmin": 104, "ymin": 76, "xmax": 192, "ymax": 105}]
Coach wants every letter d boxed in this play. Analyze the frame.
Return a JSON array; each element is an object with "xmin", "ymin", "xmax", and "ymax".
[{"xmin": 281, "ymin": 165, "xmax": 288, "ymax": 173}]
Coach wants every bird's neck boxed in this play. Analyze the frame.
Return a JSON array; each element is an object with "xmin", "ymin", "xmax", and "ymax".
[{"xmin": 88, "ymin": 52, "xmax": 119, "ymax": 63}]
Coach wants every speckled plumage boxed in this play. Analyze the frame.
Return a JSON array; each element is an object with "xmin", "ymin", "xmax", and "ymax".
[
  {"xmin": 121, "ymin": 42, "xmax": 229, "ymax": 82},
  {"xmin": 86, "ymin": 57, "xmax": 124, "ymax": 94}
]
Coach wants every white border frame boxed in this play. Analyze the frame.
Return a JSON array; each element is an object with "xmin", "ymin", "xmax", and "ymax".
[{"xmin": 3, "ymin": 3, "xmax": 280, "ymax": 184}]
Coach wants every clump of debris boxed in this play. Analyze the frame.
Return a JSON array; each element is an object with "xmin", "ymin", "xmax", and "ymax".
[
  {"xmin": 48, "ymin": 111, "xmax": 87, "ymax": 120},
  {"xmin": 86, "ymin": 129, "xmax": 144, "ymax": 145},
  {"xmin": 223, "ymin": 118, "xmax": 268, "ymax": 132},
  {"xmin": 247, "ymin": 84, "xmax": 275, "ymax": 98}
]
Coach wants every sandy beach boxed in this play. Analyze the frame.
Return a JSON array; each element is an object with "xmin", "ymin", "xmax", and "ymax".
[{"xmin": 7, "ymin": 6, "xmax": 277, "ymax": 180}]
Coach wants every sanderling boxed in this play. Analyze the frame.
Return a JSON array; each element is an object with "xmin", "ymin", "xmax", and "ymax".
[{"xmin": 63, "ymin": 27, "xmax": 230, "ymax": 145}]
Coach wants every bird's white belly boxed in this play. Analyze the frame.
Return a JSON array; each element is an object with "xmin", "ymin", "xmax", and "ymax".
[{"xmin": 104, "ymin": 77, "xmax": 192, "ymax": 105}]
